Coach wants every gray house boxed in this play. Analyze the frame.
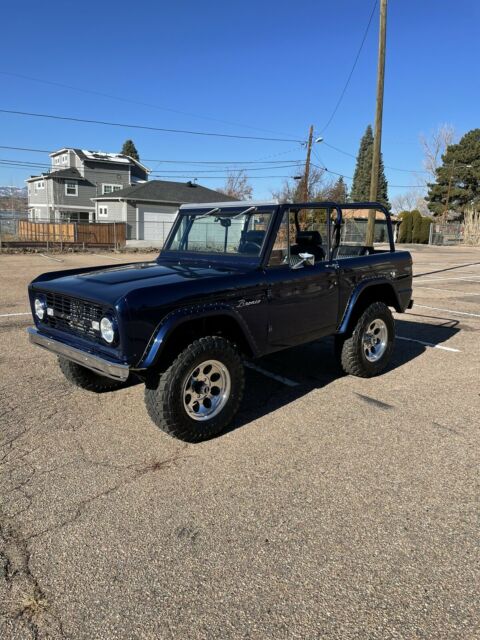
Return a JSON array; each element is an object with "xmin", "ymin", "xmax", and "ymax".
[
  {"xmin": 93, "ymin": 180, "xmax": 235, "ymax": 243},
  {"xmin": 26, "ymin": 148, "xmax": 149, "ymax": 222}
]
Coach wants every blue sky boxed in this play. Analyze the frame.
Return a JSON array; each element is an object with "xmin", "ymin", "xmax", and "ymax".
[{"xmin": 1, "ymin": 0, "xmax": 479, "ymax": 200}]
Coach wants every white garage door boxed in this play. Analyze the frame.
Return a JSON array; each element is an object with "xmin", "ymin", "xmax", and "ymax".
[{"xmin": 142, "ymin": 211, "xmax": 176, "ymax": 245}]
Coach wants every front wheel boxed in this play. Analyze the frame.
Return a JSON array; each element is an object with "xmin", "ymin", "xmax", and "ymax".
[
  {"xmin": 144, "ymin": 336, "xmax": 245, "ymax": 442},
  {"xmin": 335, "ymin": 302, "xmax": 395, "ymax": 378}
]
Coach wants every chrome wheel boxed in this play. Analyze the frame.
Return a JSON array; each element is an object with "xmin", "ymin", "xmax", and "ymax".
[
  {"xmin": 362, "ymin": 318, "xmax": 388, "ymax": 363},
  {"xmin": 182, "ymin": 359, "xmax": 231, "ymax": 422}
]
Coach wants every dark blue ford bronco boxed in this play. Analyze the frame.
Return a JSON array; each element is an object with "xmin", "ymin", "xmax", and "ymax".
[{"xmin": 28, "ymin": 201, "xmax": 413, "ymax": 441}]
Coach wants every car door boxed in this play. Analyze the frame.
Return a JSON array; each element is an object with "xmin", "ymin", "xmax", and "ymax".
[{"xmin": 265, "ymin": 207, "xmax": 339, "ymax": 347}]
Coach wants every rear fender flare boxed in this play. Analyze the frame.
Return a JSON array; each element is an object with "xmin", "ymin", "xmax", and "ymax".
[
  {"xmin": 337, "ymin": 278, "xmax": 401, "ymax": 334},
  {"xmin": 137, "ymin": 303, "xmax": 258, "ymax": 369}
]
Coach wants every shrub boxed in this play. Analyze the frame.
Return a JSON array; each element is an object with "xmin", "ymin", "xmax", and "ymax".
[
  {"xmin": 419, "ymin": 217, "xmax": 433, "ymax": 244},
  {"xmin": 398, "ymin": 211, "xmax": 413, "ymax": 243},
  {"xmin": 411, "ymin": 210, "xmax": 423, "ymax": 243}
]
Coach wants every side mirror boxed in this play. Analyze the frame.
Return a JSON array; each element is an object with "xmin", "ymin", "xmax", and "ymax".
[{"xmin": 291, "ymin": 252, "xmax": 315, "ymax": 269}]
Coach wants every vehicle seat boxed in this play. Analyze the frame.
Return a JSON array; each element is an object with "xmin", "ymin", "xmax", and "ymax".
[
  {"xmin": 290, "ymin": 231, "xmax": 325, "ymax": 262},
  {"xmin": 238, "ymin": 230, "xmax": 265, "ymax": 253}
]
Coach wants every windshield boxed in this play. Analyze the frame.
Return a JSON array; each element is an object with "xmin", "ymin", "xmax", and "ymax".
[{"xmin": 164, "ymin": 208, "xmax": 274, "ymax": 257}]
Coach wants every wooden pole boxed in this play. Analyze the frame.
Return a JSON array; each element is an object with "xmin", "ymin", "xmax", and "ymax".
[
  {"xmin": 366, "ymin": 0, "xmax": 388, "ymax": 246},
  {"xmin": 301, "ymin": 125, "xmax": 314, "ymax": 202}
]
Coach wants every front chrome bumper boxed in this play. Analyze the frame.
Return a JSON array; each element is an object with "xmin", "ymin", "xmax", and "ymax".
[{"xmin": 27, "ymin": 327, "xmax": 130, "ymax": 382}]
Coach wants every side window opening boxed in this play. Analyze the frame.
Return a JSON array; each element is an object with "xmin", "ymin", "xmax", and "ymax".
[
  {"xmin": 268, "ymin": 208, "xmax": 329, "ymax": 267},
  {"xmin": 331, "ymin": 208, "xmax": 391, "ymax": 259}
]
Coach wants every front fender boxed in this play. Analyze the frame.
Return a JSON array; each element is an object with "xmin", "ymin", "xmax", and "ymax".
[
  {"xmin": 337, "ymin": 278, "xmax": 402, "ymax": 334},
  {"xmin": 135, "ymin": 303, "xmax": 258, "ymax": 370}
]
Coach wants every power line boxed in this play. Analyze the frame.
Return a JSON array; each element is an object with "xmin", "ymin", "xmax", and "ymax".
[
  {"xmin": 310, "ymin": 161, "xmax": 422, "ymax": 188},
  {"xmin": 0, "ymin": 157, "xmax": 302, "ymax": 172},
  {"xmin": 319, "ymin": 0, "xmax": 378, "ymax": 133},
  {"xmin": 0, "ymin": 108, "xmax": 304, "ymax": 143},
  {"xmin": 0, "ymin": 70, "xmax": 302, "ymax": 141},
  {"xmin": 322, "ymin": 140, "xmax": 428, "ymax": 174},
  {"xmin": 0, "ymin": 155, "xmax": 425, "ymax": 187}
]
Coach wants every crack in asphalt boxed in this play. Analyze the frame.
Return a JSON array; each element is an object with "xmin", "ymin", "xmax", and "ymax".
[{"xmin": 0, "ymin": 423, "xmax": 189, "ymax": 639}]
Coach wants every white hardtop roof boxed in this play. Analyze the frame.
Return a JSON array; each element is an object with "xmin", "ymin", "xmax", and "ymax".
[{"xmin": 179, "ymin": 200, "xmax": 278, "ymax": 210}]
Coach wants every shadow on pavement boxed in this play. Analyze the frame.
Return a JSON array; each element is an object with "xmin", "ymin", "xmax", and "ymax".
[
  {"xmin": 413, "ymin": 261, "xmax": 480, "ymax": 278},
  {"xmin": 229, "ymin": 317, "xmax": 461, "ymax": 432}
]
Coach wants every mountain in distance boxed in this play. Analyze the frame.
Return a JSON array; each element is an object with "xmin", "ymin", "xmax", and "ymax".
[{"xmin": 0, "ymin": 186, "xmax": 28, "ymax": 198}]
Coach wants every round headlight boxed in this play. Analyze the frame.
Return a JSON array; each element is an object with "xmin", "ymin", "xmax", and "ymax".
[
  {"xmin": 100, "ymin": 316, "xmax": 115, "ymax": 343},
  {"xmin": 34, "ymin": 297, "xmax": 46, "ymax": 320}
]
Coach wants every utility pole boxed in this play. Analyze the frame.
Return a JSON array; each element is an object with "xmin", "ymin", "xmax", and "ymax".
[
  {"xmin": 366, "ymin": 0, "xmax": 387, "ymax": 246},
  {"xmin": 301, "ymin": 125, "xmax": 314, "ymax": 202}
]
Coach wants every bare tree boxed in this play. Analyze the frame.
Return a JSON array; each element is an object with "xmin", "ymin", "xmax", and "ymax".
[
  {"xmin": 391, "ymin": 190, "xmax": 430, "ymax": 216},
  {"xmin": 217, "ymin": 170, "xmax": 253, "ymax": 200},
  {"xmin": 272, "ymin": 167, "xmax": 330, "ymax": 203},
  {"xmin": 420, "ymin": 124, "xmax": 456, "ymax": 183}
]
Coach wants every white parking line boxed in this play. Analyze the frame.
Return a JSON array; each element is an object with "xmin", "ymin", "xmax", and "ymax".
[
  {"xmin": 0, "ymin": 312, "xmax": 30, "ymax": 318},
  {"xmin": 244, "ymin": 362, "xmax": 300, "ymax": 387},
  {"xmin": 91, "ymin": 253, "xmax": 124, "ymax": 261},
  {"xmin": 413, "ymin": 304, "xmax": 480, "ymax": 318},
  {"xmin": 414, "ymin": 286, "xmax": 480, "ymax": 296},
  {"xmin": 415, "ymin": 276, "xmax": 480, "ymax": 283},
  {"xmin": 39, "ymin": 253, "xmax": 63, "ymax": 263},
  {"xmin": 397, "ymin": 336, "xmax": 461, "ymax": 352}
]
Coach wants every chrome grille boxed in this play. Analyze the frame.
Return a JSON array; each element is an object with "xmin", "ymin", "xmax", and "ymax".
[{"xmin": 44, "ymin": 292, "xmax": 104, "ymax": 340}]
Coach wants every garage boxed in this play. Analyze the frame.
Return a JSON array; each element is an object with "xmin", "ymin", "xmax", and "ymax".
[
  {"xmin": 141, "ymin": 209, "xmax": 177, "ymax": 244},
  {"xmin": 94, "ymin": 179, "xmax": 236, "ymax": 244}
]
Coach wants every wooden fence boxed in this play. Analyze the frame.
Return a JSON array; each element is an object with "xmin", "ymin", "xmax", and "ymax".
[{"xmin": 17, "ymin": 221, "xmax": 127, "ymax": 247}]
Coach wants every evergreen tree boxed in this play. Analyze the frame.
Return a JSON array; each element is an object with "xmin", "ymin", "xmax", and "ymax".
[
  {"xmin": 419, "ymin": 217, "xmax": 432, "ymax": 244},
  {"xmin": 350, "ymin": 125, "xmax": 390, "ymax": 210},
  {"xmin": 426, "ymin": 128, "xmax": 480, "ymax": 218},
  {"xmin": 411, "ymin": 210, "xmax": 423, "ymax": 243},
  {"xmin": 397, "ymin": 211, "xmax": 413, "ymax": 243},
  {"xmin": 121, "ymin": 139, "xmax": 139, "ymax": 161}
]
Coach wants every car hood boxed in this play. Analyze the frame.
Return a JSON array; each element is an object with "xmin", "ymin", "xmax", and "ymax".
[{"xmin": 31, "ymin": 260, "xmax": 246, "ymax": 306}]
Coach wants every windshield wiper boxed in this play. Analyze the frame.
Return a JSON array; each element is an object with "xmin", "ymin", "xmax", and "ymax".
[
  {"xmin": 232, "ymin": 206, "xmax": 257, "ymax": 219},
  {"xmin": 194, "ymin": 207, "xmax": 220, "ymax": 220}
]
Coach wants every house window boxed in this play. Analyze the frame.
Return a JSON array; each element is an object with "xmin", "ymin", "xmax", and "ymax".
[
  {"xmin": 102, "ymin": 184, "xmax": 122, "ymax": 195},
  {"xmin": 62, "ymin": 154, "xmax": 68, "ymax": 164},
  {"xmin": 98, "ymin": 206, "xmax": 108, "ymax": 217},
  {"xmin": 35, "ymin": 180, "xmax": 45, "ymax": 190},
  {"xmin": 54, "ymin": 157, "xmax": 60, "ymax": 165},
  {"xmin": 65, "ymin": 181, "xmax": 78, "ymax": 196}
]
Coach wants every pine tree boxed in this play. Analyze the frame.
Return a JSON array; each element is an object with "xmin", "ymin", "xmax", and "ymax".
[
  {"xmin": 426, "ymin": 128, "xmax": 480, "ymax": 218},
  {"xmin": 121, "ymin": 139, "xmax": 139, "ymax": 161},
  {"xmin": 350, "ymin": 125, "xmax": 390, "ymax": 210}
]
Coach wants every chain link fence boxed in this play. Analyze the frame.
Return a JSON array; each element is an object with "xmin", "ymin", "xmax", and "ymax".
[{"xmin": 429, "ymin": 222, "xmax": 465, "ymax": 246}]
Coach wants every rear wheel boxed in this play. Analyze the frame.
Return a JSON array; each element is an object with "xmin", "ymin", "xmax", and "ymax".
[
  {"xmin": 144, "ymin": 336, "xmax": 244, "ymax": 442},
  {"xmin": 58, "ymin": 357, "xmax": 127, "ymax": 392},
  {"xmin": 335, "ymin": 302, "xmax": 395, "ymax": 378}
]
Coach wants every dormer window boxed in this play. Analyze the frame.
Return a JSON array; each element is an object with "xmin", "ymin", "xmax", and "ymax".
[{"xmin": 65, "ymin": 181, "xmax": 78, "ymax": 196}]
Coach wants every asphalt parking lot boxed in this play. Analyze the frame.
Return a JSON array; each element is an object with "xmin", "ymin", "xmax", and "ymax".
[{"xmin": 1, "ymin": 245, "xmax": 479, "ymax": 639}]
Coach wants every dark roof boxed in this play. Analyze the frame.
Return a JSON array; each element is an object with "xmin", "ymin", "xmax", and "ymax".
[
  {"xmin": 46, "ymin": 168, "xmax": 85, "ymax": 181},
  {"xmin": 93, "ymin": 180, "xmax": 237, "ymax": 204},
  {"xmin": 72, "ymin": 149, "xmax": 149, "ymax": 173},
  {"xmin": 26, "ymin": 168, "xmax": 86, "ymax": 182}
]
